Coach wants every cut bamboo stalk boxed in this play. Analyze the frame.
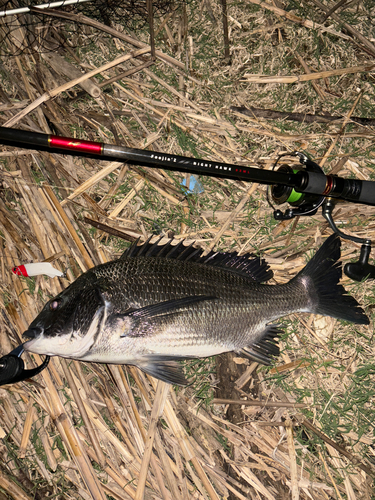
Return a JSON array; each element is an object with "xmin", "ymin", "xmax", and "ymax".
[
  {"xmin": 14, "ymin": 56, "xmax": 51, "ymax": 134},
  {"xmin": 173, "ymin": 441, "xmax": 191, "ymax": 499},
  {"xmin": 319, "ymin": 91, "xmax": 363, "ymax": 168},
  {"xmin": 318, "ymin": 450, "xmax": 345, "ymax": 500},
  {"xmin": 154, "ymin": 430, "xmax": 183, "ymax": 500},
  {"xmin": 102, "ymin": 481, "xmax": 135, "ymax": 500},
  {"xmin": 38, "ymin": 423, "xmax": 58, "ymax": 471},
  {"xmin": 17, "ymin": 185, "xmax": 52, "ymax": 259},
  {"xmin": 208, "ymin": 183, "xmax": 259, "ymax": 251},
  {"xmin": 234, "ymin": 463, "xmax": 276, "ymax": 500},
  {"xmin": 294, "ymin": 52, "xmax": 326, "ymax": 100},
  {"xmin": 141, "ymin": 177, "xmax": 181, "ymax": 205},
  {"xmin": 81, "ymin": 431, "xmax": 138, "ymax": 499},
  {"xmin": 144, "ymin": 67, "xmax": 203, "ymax": 114},
  {"xmin": 82, "ymin": 398, "xmax": 136, "ymax": 464},
  {"xmin": 109, "ymin": 369, "xmax": 171, "ymax": 497},
  {"xmin": 310, "ymin": 0, "xmax": 375, "ymax": 56},
  {"xmin": 185, "ymin": 461, "xmax": 210, "ymax": 500},
  {"xmin": 163, "ymin": 398, "xmax": 220, "ymax": 500},
  {"xmin": 101, "ymin": 388, "xmax": 138, "ymax": 458},
  {"xmin": 201, "ymin": 463, "xmax": 248, "ymax": 500},
  {"xmin": 99, "ymin": 164, "xmax": 129, "ymax": 209},
  {"xmin": 112, "ymin": 366, "xmax": 147, "ymax": 451}
]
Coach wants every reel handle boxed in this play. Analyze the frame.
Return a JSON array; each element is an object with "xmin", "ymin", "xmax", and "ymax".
[
  {"xmin": 0, "ymin": 344, "xmax": 50, "ymax": 386},
  {"xmin": 344, "ymin": 244, "xmax": 375, "ymax": 281}
]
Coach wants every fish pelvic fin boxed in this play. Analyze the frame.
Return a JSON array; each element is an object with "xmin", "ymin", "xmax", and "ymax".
[
  {"xmin": 137, "ymin": 356, "xmax": 188, "ymax": 385},
  {"xmin": 237, "ymin": 324, "xmax": 281, "ymax": 365},
  {"xmin": 296, "ymin": 234, "xmax": 369, "ymax": 325}
]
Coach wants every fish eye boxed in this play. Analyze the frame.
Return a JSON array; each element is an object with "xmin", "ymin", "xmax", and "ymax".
[{"xmin": 50, "ymin": 299, "xmax": 61, "ymax": 311}]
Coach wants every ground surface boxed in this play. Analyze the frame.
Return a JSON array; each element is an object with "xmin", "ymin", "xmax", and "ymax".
[{"xmin": 0, "ymin": 0, "xmax": 375, "ymax": 498}]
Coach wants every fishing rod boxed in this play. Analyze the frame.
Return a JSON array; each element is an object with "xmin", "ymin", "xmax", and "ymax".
[
  {"xmin": 0, "ymin": 126, "xmax": 374, "ymax": 206},
  {"xmin": 0, "ymin": 125, "xmax": 375, "ymax": 386}
]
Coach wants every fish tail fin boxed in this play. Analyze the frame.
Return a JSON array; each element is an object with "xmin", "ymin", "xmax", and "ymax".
[{"xmin": 296, "ymin": 234, "xmax": 369, "ymax": 324}]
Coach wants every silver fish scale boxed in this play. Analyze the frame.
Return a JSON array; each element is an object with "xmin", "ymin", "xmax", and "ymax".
[{"xmin": 89, "ymin": 256, "xmax": 310, "ymax": 349}]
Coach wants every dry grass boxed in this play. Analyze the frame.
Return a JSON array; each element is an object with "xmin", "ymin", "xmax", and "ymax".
[{"xmin": 0, "ymin": 0, "xmax": 375, "ymax": 498}]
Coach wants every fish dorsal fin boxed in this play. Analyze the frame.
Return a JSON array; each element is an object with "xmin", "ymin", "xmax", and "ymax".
[
  {"xmin": 120, "ymin": 239, "xmax": 272, "ymax": 282},
  {"xmin": 201, "ymin": 251, "xmax": 272, "ymax": 282}
]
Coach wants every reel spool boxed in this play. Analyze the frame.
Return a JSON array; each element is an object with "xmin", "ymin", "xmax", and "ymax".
[{"xmin": 267, "ymin": 153, "xmax": 325, "ymax": 220}]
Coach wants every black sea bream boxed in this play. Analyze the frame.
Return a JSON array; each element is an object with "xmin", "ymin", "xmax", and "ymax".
[{"xmin": 23, "ymin": 234, "xmax": 369, "ymax": 385}]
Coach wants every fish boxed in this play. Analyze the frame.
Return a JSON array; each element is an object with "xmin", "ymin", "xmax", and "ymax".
[{"xmin": 23, "ymin": 234, "xmax": 369, "ymax": 385}]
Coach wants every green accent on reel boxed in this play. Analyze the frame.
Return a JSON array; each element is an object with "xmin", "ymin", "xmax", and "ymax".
[
  {"xmin": 271, "ymin": 166, "xmax": 305, "ymax": 206},
  {"xmin": 286, "ymin": 187, "xmax": 303, "ymax": 204},
  {"xmin": 286, "ymin": 169, "xmax": 304, "ymax": 204}
]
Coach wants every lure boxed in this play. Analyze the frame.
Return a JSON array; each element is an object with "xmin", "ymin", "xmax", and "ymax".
[{"xmin": 12, "ymin": 262, "xmax": 64, "ymax": 278}]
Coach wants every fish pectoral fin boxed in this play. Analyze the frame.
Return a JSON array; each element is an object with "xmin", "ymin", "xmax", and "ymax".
[
  {"xmin": 237, "ymin": 324, "xmax": 282, "ymax": 365},
  {"xmin": 126, "ymin": 295, "xmax": 217, "ymax": 320},
  {"xmin": 137, "ymin": 356, "xmax": 189, "ymax": 386}
]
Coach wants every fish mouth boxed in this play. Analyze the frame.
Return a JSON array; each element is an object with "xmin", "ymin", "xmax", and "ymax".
[{"xmin": 23, "ymin": 327, "xmax": 44, "ymax": 340}]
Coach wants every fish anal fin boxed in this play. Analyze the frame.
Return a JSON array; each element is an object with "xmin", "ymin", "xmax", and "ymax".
[
  {"xmin": 237, "ymin": 324, "xmax": 282, "ymax": 365},
  {"xmin": 138, "ymin": 357, "xmax": 188, "ymax": 385}
]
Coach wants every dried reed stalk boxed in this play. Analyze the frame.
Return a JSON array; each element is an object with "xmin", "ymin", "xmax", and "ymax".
[
  {"xmin": 43, "ymin": 184, "xmax": 94, "ymax": 269},
  {"xmin": 135, "ymin": 381, "xmax": 170, "ymax": 499},
  {"xmin": 242, "ymin": 63, "xmax": 375, "ymax": 83},
  {"xmin": 4, "ymin": 47, "xmax": 151, "ymax": 127},
  {"xmin": 286, "ymin": 419, "xmax": 299, "ymax": 500},
  {"xmin": 246, "ymin": 0, "xmax": 350, "ymax": 39},
  {"xmin": 42, "ymin": 52, "xmax": 101, "ymax": 98}
]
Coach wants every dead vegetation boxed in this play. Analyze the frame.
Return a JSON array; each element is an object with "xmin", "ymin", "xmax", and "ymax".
[{"xmin": 0, "ymin": 0, "xmax": 375, "ymax": 498}]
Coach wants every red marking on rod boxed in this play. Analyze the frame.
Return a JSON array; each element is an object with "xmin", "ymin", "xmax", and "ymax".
[
  {"xmin": 322, "ymin": 175, "xmax": 333, "ymax": 196},
  {"xmin": 49, "ymin": 135, "xmax": 103, "ymax": 154}
]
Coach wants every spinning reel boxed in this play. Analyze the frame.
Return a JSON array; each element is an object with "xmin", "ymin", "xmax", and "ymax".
[{"xmin": 268, "ymin": 152, "xmax": 375, "ymax": 282}]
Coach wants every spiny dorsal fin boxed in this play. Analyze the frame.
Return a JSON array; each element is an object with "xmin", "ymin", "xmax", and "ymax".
[{"xmin": 120, "ymin": 238, "xmax": 272, "ymax": 282}]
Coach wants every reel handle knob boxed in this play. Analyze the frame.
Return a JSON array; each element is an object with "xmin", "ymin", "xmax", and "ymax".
[
  {"xmin": 344, "ymin": 244, "xmax": 375, "ymax": 281},
  {"xmin": 0, "ymin": 354, "xmax": 25, "ymax": 386}
]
